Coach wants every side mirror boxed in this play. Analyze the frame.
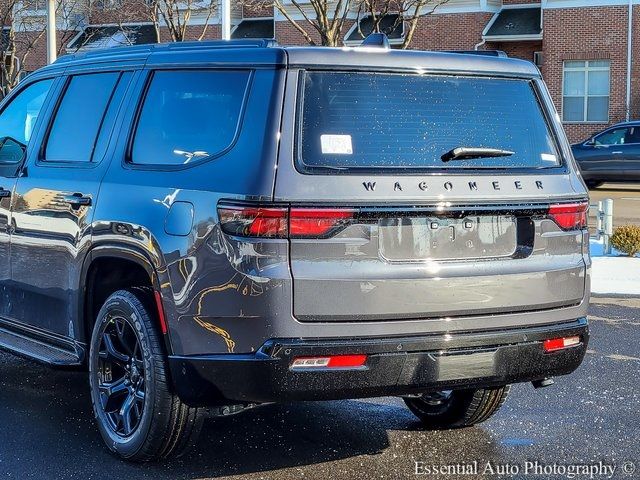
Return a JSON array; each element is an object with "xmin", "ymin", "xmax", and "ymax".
[
  {"xmin": 585, "ymin": 138, "xmax": 596, "ymax": 146},
  {"xmin": 0, "ymin": 137, "xmax": 26, "ymax": 177},
  {"xmin": 0, "ymin": 137, "xmax": 25, "ymax": 165}
]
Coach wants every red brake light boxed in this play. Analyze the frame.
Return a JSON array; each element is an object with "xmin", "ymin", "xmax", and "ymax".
[
  {"xmin": 543, "ymin": 336, "xmax": 581, "ymax": 353},
  {"xmin": 548, "ymin": 202, "xmax": 588, "ymax": 230},
  {"xmin": 289, "ymin": 208, "xmax": 355, "ymax": 238},
  {"xmin": 217, "ymin": 205, "xmax": 288, "ymax": 238},
  {"xmin": 218, "ymin": 204, "xmax": 355, "ymax": 239}
]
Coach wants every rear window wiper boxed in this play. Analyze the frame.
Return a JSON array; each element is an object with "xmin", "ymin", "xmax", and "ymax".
[{"xmin": 441, "ymin": 147, "xmax": 515, "ymax": 162}]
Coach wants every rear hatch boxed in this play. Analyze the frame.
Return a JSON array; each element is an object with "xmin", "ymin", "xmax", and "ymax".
[{"xmin": 274, "ymin": 64, "xmax": 587, "ymax": 323}]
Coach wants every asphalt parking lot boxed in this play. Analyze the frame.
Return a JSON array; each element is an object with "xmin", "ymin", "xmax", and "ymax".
[
  {"xmin": 0, "ymin": 296, "xmax": 638, "ymax": 480},
  {"xmin": 588, "ymin": 183, "xmax": 640, "ymax": 227}
]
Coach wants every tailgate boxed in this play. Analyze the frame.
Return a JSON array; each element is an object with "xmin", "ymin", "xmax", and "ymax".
[
  {"xmin": 275, "ymin": 68, "xmax": 588, "ymax": 323},
  {"xmin": 289, "ymin": 204, "xmax": 586, "ymax": 322}
]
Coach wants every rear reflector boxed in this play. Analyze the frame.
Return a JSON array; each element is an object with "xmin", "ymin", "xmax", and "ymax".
[
  {"xmin": 548, "ymin": 202, "xmax": 588, "ymax": 230},
  {"xmin": 290, "ymin": 354, "xmax": 367, "ymax": 370},
  {"xmin": 543, "ymin": 336, "xmax": 581, "ymax": 353},
  {"xmin": 218, "ymin": 204, "xmax": 355, "ymax": 239},
  {"xmin": 154, "ymin": 290, "xmax": 168, "ymax": 335}
]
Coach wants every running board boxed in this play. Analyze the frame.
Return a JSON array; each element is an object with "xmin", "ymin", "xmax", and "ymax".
[{"xmin": 0, "ymin": 326, "xmax": 82, "ymax": 366}]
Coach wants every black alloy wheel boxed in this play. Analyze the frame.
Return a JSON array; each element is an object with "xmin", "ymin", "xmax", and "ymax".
[
  {"xmin": 89, "ymin": 289, "xmax": 204, "ymax": 461},
  {"xmin": 96, "ymin": 315, "xmax": 146, "ymax": 437}
]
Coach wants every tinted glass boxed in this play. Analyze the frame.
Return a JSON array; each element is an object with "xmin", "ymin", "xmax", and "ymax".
[
  {"xmin": 45, "ymin": 73, "xmax": 120, "ymax": 162},
  {"xmin": 131, "ymin": 70, "xmax": 250, "ymax": 166},
  {"xmin": 0, "ymin": 79, "xmax": 53, "ymax": 145},
  {"xmin": 596, "ymin": 128, "xmax": 630, "ymax": 146},
  {"xmin": 92, "ymin": 72, "xmax": 133, "ymax": 162},
  {"xmin": 299, "ymin": 72, "xmax": 560, "ymax": 172}
]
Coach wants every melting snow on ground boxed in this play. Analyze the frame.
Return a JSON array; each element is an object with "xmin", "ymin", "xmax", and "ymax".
[{"xmin": 590, "ymin": 238, "xmax": 640, "ymax": 296}]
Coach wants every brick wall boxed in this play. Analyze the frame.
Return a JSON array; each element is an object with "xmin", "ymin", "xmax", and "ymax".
[
  {"xmin": 15, "ymin": 30, "xmax": 73, "ymax": 72},
  {"xmin": 275, "ymin": 19, "xmax": 355, "ymax": 46},
  {"xmin": 542, "ymin": 6, "xmax": 630, "ymax": 143},
  {"xmin": 631, "ymin": 5, "xmax": 640, "ymax": 120},
  {"xmin": 408, "ymin": 12, "xmax": 492, "ymax": 51},
  {"xmin": 88, "ymin": 3, "xmax": 149, "ymax": 24},
  {"xmin": 485, "ymin": 40, "xmax": 541, "ymax": 63},
  {"xmin": 243, "ymin": 3, "xmax": 273, "ymax": 18}
]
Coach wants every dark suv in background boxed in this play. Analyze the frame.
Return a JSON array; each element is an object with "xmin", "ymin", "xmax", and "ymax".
[
  {"xmin": 0, "ymin": 39, "xmax": 590, "ymax": 461},
  {"xmin": 572, "ymin": 121, "xmax": 640, "ymax": 188}
]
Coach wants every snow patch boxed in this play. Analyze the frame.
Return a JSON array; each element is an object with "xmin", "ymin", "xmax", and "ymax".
[{"xmin": 589, "ymin": 238, "xmax": 640, "ymax": 295}]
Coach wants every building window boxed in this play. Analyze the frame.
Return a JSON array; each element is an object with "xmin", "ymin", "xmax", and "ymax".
[{"xmin": 563, "ymin": 60, "xmax": 610, "ymax": 123}]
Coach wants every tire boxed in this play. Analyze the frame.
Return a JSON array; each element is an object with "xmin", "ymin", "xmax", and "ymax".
[
  {"xmin": 88, "ymin": 289, "xmax": 204, "ymax": 462},
  {"xmin": 585, "ymin": 180, "xmax": 604, "ymax": 189},
  {"xmin": 403, "ymin": 386, "xmax": 510, "ymax": 429}
]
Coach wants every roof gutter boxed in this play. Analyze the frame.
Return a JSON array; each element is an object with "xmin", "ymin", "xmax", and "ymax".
[{"xmin": 626, "ymin": 0, "xmax": 633, "ymax": 122}]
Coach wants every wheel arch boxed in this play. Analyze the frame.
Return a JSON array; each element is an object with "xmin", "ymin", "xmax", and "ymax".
[{"xmin": 79, "ymin": 244, "xmax": 173, "ymax": 354}]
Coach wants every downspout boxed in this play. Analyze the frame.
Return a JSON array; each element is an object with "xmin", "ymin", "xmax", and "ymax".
[
  {"xmin": 626, "ymin": 0, "xmax": 633, "ymax": 121},
  {"xmin": 476, "ymin": 0, "xmax": 488, "ymax": 50}
]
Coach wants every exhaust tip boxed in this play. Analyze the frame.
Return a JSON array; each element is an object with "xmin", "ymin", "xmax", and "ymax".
[{"xmin": 532, "ymin": 378, "xmax": 555, "ymax": 389}]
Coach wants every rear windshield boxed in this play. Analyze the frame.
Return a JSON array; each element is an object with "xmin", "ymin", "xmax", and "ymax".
[{"xmin": 298, "ymin": 72, "xmax": 561, "ymax": 173}]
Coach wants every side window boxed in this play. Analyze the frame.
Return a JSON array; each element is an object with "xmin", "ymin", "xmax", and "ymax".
[
  {"xmin": 130, "ymin": 70, "xmax": 250, "ymax": 166},
  {"xmin": 44, "ymin": 72, "xmax": 120, "ymax": 163},
  {"xmin": 0, "ymin": 80, "xmax": 53, "ymax": 160},
  {"xmin": 624, "ymin": 126, "xmax": 640, "ymax": 144},
  {"xmin": 595, "ymin": 128, "xmax": 628, "ymax": 146}
]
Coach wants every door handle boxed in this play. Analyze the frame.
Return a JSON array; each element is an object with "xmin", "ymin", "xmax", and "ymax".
[
  {"xmin": 0, "ymin": 189, "xmax": 11, "ymax": 199},
  {"xmin": 64, "ymin": 193, "xmax": 92, "ymax": 207}
]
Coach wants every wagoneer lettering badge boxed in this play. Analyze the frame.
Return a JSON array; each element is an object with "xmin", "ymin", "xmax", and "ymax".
[{"xmin": 362, "ymin": 179, "xmax": 545, "ymax": 192}]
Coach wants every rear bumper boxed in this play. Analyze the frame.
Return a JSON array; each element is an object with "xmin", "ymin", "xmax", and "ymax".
[{"xmin": 168, "ymin": 318, "xmax": 589, "ymax": 407}]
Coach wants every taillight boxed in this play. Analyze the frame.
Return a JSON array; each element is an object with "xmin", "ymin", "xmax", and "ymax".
[
  {"xmin": 548, "ymin": 202, "xmax": 588, "ymax": 230},
  {"xmin": 289, "ymin": 208, "xmax": 355, "ymax": 238},
  {"xmin": 217, "ymin": 205, "xmax": 288, "ymax": 238},
  {"xmin": 218, "ymin": 204, "xmax": 355, "ymax": 239}
]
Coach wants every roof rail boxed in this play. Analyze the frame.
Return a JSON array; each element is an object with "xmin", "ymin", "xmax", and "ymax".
[
  {"xmin": 447, "ymin": 50, "xmax": 509, "ymax": 58},
  {"xmin": 54, "ymin": 38, "xmax": 279, "ymax": 64}
]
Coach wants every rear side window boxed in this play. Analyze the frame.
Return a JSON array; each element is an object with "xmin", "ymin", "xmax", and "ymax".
[
  {"xmin": 130, "ymin": 70, "xmax": 250, "ymax": 166},
  {"xmin": 299, "ymin": 72, "xmax": 561, "ymax": 173},
  {"xmin": 45, "ymin": 73, "xmax": 120, "ymax": 162}
]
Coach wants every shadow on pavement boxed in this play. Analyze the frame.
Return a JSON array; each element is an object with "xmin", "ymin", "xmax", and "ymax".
[{"xmin": 0, "ymin": 354, "xmax": 500, "ymax": 479}]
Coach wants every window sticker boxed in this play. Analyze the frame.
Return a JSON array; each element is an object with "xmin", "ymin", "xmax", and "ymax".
[
  {"xmin": 541, "ymin": 153, "xmax": 557, "ymax": 162},
  {"xmin": 320, "ymin": 134, "xmax": 353, "ymax": 155}
]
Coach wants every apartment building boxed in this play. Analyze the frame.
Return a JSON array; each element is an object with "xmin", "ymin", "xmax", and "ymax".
[{"xmin": 3, "ymin": 0, "xmax": 639, "ymax": 142}]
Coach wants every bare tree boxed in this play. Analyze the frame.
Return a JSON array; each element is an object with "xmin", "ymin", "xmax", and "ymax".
[
  {"xmin": 245, "ymin": 0, "xmax": 449, "ymax": 48},
  {"xmin": 56, "ymin": 0, "xmax": 90, "ymax": 55},
  {"xmin": 0, "ymin": 0, "xmax": 90, "ymax": 96},
  {"xmin": 0, "ymin": 0, "xmax": 47, "ymax": 96},
  {"xmin": 278, "ymin": 0, "xmax": 352, "ymax": 46},
  {"xmin": 397, "ymin": 0, "xmax": 450, "ymax": 48},
  {"xmin": 144, "ymin": 0, "xmax": 217, "ymax": 42}
]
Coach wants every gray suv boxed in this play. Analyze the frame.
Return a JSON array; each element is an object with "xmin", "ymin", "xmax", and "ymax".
[{"xmin": 0, "ymin": 39, "xmax": 590, "ymax": 462}]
